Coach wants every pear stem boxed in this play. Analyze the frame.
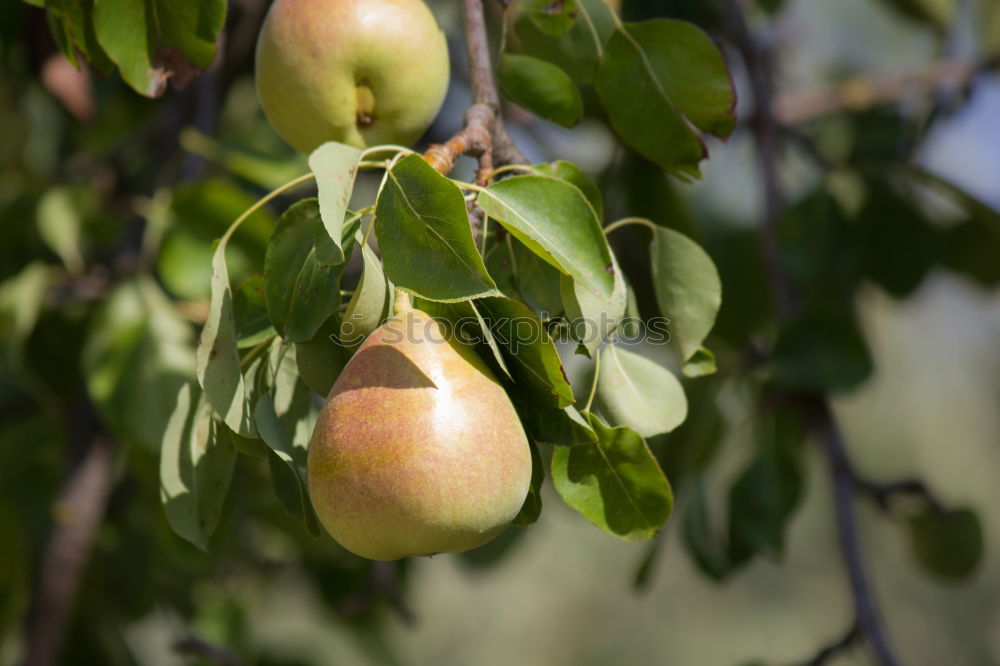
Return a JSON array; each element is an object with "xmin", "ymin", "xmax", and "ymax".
[{"xmin": 393, "ymin": 288, "xmax": 412, "ymax": 316}]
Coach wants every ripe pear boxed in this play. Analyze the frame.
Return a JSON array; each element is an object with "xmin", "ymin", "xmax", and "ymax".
[
  {"xmin": 254, "ymin": 0, "xmax": 450, "ymax": 152},
  {"xmin": 308, "ymin": 303, "xmax": 532, "ymax": 560}
]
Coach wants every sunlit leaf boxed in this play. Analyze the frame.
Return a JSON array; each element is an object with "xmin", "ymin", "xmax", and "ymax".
[
  {"xmin": 595, "ymin": 19, "xmax": 735, "ymax": 178},
  {"xmin": 561, "ymin": 247, "xmax": 627, "ymax": 357},
  {"xmin": 83, "ymin": 278, "xmax": 194, "ymax": 449},
  {"xmin": 650, "ymin": 225, "xmax": 722, "ymax": 363},
  {"xmin": 340, "ymin": 237, "xmax": 391, "ymax": 346},
  {"xmin": 551, "ymin": 412, "xmax": 672, "ymax": 540},
  {"xmin": 597, "ymin": 344, "xmax": 687, "ymax": 437},
  {"xmin": 0, "ymin": 263, "xmax": 49, "ymax": 372},
  {"xmin": 683, "ymin": 347, "xmax": 717, "ymax": 378},
  {"xmin": 309, "ymin": 142, "xmax": 362, "ymax": 264},
  {"xmin": 479, "ymin": 175, "xmax": 614, "ymax": 303},
  {"xmin": 532, "ymin": 160, "xmax": 604, "ymax": 220},
  {"xmin": 375, "ymin": 154, "xmax": 497, "ymax": 302},
  {"xmin": 196, "ymin": 238, "xmax": 256, "ymax": 437},
  {"xmin": 160, "ymin": 383, "xmax": 236, "ymax": 550}
]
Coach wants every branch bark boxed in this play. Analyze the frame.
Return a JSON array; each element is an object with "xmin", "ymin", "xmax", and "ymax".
[
  {"xmin": 793, "ymin": 621, "xmax": 860, "ymax": 666},
  {"xmin": 773, "ymin": 58, "xmax": 997, "ymax": 124},
  {"xmin": 723, "ymin": 3, "xmax": 903, "ymax": 665},
  {"xmin": 21, "ymin": 398, "xmax": 114, "ymax": 666},
  {"xmin": 422, "ymin": 0, "xmax": 526, "ymax": 177}
]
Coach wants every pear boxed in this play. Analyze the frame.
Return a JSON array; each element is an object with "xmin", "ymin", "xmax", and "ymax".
[
  {"xmin": 308, "ymin": 302, "xmax": 532, "ymax": 560},
  {"xmin": 254, "ymin": 0, "xmax": 450, "ymax": 152}
]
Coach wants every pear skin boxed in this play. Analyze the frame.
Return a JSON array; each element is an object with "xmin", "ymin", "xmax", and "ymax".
[
  {"xmin": 254, "ymin": 0, "xmax": 450, "ymax": 152},
  {"xmin": 308, "ymin": 307, "xmax": 532, "ymax": 560}
]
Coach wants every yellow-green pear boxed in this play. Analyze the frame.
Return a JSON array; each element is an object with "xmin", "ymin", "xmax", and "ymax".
[
  {"xmin": 308, "ymin": 303, "xmax": 532, "ymax": 560},
  {"xmin": 254, "ymin": 0, "xmax": 450, "ymax": 152}
]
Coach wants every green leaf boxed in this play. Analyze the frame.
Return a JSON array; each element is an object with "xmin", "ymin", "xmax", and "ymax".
[
  {"xmin": 727, "ymin": 455, "xmax": 802, "ymax": 560},
  {"xmin": 516, "ymin": 402, "xmax": 597, "ymax": 447},
  {"xmin": 308, "ymin": 142, "xmax": 363, "ymax": 265},
  {"xmin": 264, "ymin": 199, "xmax": 345, "ymax": 343},
  {"xmin": 650, "ymin": 225, "xmax": 722, "ymax": 363},
  {"xmin": 375, "ymin": 154, "xmax": 497, "ymax": 302},
  {"xmin": 295, "ymin": 314, "xmax": 353, "ymax": 397},
  {"xmin": 159, "ymin": 383, "xmax": 236, "ymax": 550},
  {"xmin": 0, "ymin": 263, "xmax": 49, "ymax": 372},
  {"xmin": 504, "ymin": 238, "xmax": 563, "ymax": 318},
  {"xmin": 597, "ymin": 344, "xmax": 687, "ymax": 437},
  {"xmin": 876, "ymin": 0, "xmax": 954, "ymax": 25},
  {"xmin": 479, "ymin": 175, "xmax": 614, "ymax": 303},
  {"xmin": 985, "ymin": 0, "xmax": 1000, "ymax": 55},
  {"xmin": 595, "ymin": 19, "xmax": 735, "ymax": 179},
  {"xmin": 857, "ymin": 179, "xmax": 937, "ymax": 298},
  {"xmin": 551, "ymin": 412, "xmax": 673, "ymax": 540},
  {"xmin": 476, "ymin": 296, "xmax": 574, "ymax": 407},
  {"xmin": 561, "ymin": 247, "xmax": 627, "ymax": 357},
  {"xmin": 886, "ymin": 165, "xmax": 1000, "ymax": 286},
  {"xmin": 531, "ymin": 160, "xmax": 604, "ymax": 220},
  {"xmin": 498, "ymin": 54, "xmax": 583, "ymax": 128},
  {"xmin": 265, "ymin": 450, "xmax": 319, "ymax": 535},
  {"xmin": 44, "ymin": 0, "xmax": 113, "ymax": 74},
  {"xmin": 682, "ymin": 347, "xmax": 716, "ymax": 378},
  {"xmin": 512, "ymin": 440, "xmax": 544, "ymax": 527},
  {"xmin": 341, "ymin": 238, "xmax": 391, "ymax": 346},
  {"xmin": 36, "ymin": 185, "xmax": 86, "ymax": 273},
  {"xmin": 468, "ymin": 300, "xmax": 512, "ymax": 380},
  {"xmin": 770, "ymin": 308, "xmax": 873, "ymax": 393},
  {"xmin": 83, "ymin": 278, "xmax": 194, "ymax": 449},
  {"xmin": 254, "ymin": 393, "xmax": 321, "ymax": 535},
  {"xmin": 520, "ymin": 0, "xmax": 579, "ymax": 35},
  {"xmin": 515, "ymin": 0, "xmax": 615, "ymax": 84},
  {"xmin": 908, "ymin": 508, "xmax": 983, "ymax": 581},
  {"xmin": 233, "ymin": 274, "xmax": 275, "ymax": 349},
  {"xmin": 196, "ymin": 238, "xmax": 256, "ymax": 437},
  {"xmin": 259, "ymin": 343, "xmax": 322, "ymax": 533},
  {"xmin": 682, "ymin": 476, "xmax": 733, "ymax": 581},
  {"xmin": 224, "ymin": 425, "xmax": 269, "ymax": 458},
  {"xmin": 92, "ymin": 0, "xmax": 226, "ymax": 97},
  {"xmin": 157, "ymin": 180, "xmax": 274, "ymax": 301},
  {"xmin": 632, "ymin": 535, "xmax": 665, "ymax": 591}
]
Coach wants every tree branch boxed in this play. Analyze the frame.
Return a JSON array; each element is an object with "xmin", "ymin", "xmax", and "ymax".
[
  {"xmin": 854, "ymin": 475, "xmax": 945, "ymax": 514},
  {"xmin": 21, "ymin": 397, "xmax": 114, "ymax": 666},
  {"xmin": 816, "ymin": 402, "xmax": 901, "ymax": 666},
  {"xmin": 423, "ymin": 0, "xmax": 526, "ymax": 177},
  {"xmin": 792, "ymin": 621, "xmax": 861, "ymax": 666},
  {"xmin": 723, "ymin": 0, "xmax": 795, "ymax": 319},
  {"xmin": 723, "ymin": 3, "xmax": 903, "ymax": 665},
  {"xmin": 773, "ymin": 57, "xmax": 997, "ymax": 124}
]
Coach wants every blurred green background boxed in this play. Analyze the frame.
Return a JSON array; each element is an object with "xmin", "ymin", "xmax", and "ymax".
[{"xmin": 2, "ymin": 0, "xmax": 999, "ymax": 664}]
